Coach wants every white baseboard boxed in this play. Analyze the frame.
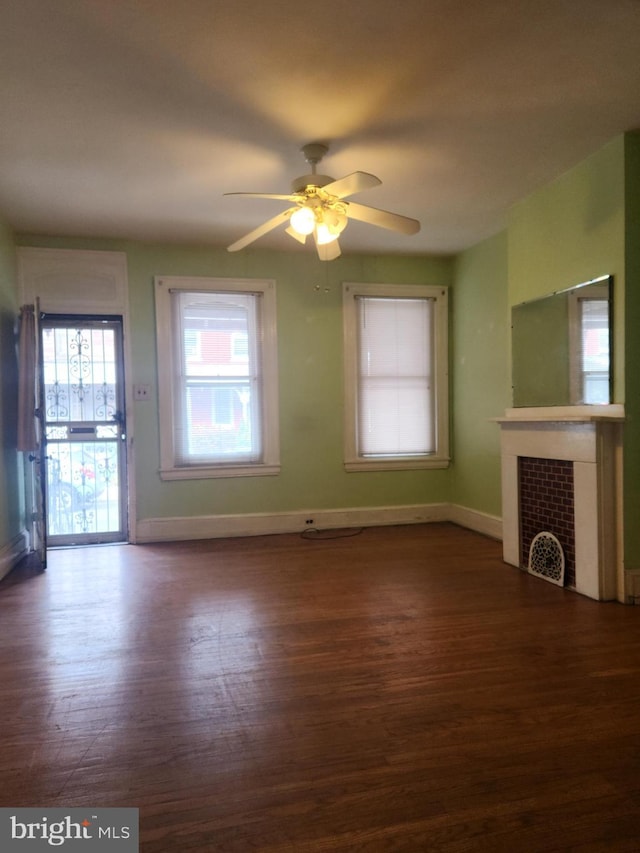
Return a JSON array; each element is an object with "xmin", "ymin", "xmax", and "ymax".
[
  {"xmin": 448, "ymin": 504, "xmax": 503, "ymax": 541},
  {"xmin": 624, "ymin": 569, "xmax": 640, "ymax": 605},
  {"xmin": 0, "ymin": 530, "xmax": 29, "ymax": 582},
  {"xmin": 136, "ymin": 502, "xmax": 502, "ymax": 544}
]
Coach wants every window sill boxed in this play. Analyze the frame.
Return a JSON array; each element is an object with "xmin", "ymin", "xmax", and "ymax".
[
  {"xmin": 344, "ymin": 456, "xmax": 450, "ymax": 473},
  {"xmin": 160, "ymin": 463, "xmax": 281, "ymax": 481}
]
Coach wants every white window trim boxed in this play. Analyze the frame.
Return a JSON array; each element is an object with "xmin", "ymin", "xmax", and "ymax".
[
  {"xmin": 154, "ymin": 276, "xmax": 280, "ymax": 480},
  {"xmin": 342, "ymin": 282, "xmax": 449, "ymax": 472}
]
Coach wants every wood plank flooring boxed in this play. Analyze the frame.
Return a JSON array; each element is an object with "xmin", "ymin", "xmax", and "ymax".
[{"xmin": 2, "ymin": 522, "xmax": 640, "ymax": 851}]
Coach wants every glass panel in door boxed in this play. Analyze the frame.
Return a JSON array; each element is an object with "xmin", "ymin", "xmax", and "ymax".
[{"xmin": 41, "ymin": 318, "xmax": 127, "ymax": 545}]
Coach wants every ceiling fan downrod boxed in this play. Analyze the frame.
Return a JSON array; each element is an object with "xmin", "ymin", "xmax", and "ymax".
[{"xmin": 291, "ymin": 143, "xmax": 334, "ymax": 193}]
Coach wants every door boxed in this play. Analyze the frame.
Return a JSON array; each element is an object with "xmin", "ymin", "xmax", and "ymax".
[
  {"xmin": 40, "ymin": 315, "xmax": 128, "ymax": 545},
  {"xmin": 19, "ymin": 301, "xmax": 47, "ymax": 567},
  {"xmin": 33, "ymin": 300, "xmax": 47, "ymax": 564}
]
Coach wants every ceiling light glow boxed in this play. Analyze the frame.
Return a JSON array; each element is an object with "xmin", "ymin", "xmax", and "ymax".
[{"xmin": 289, "ymin": 205, "xmax": 315, "ymax": 235}]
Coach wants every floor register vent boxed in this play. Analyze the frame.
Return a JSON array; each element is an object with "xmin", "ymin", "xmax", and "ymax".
[{"xmin": 528, "ymin": 531, "xmax": 565, "ymax": 587}]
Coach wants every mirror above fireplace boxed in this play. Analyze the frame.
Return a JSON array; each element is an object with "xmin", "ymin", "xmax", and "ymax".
[{"xmin": 511, "ymin": 275, "xmax": 612, "ymax": 408}]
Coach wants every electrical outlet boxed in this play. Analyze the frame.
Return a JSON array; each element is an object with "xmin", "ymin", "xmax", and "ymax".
[
  {"xmin": 134, "ymin": 384, "xmax": 151, "ymax": 400},
  {"xmin": 305, "ymin": 518, "xmax": 314, "ymax": 525}
]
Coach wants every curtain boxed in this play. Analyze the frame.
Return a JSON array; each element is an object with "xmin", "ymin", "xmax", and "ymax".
[{"xmin": 17, "ymin": 304, "xmax": 38, "ymax": 452}]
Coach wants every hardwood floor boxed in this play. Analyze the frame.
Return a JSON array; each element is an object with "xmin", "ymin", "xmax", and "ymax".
[{"xmin": 2, "ymin": 522, "xmax": 640, "ymax": 851}]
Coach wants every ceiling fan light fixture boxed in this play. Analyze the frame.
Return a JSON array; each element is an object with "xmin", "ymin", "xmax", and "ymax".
[
  {"xmin": 315, "ymin": 220, "xmax": 338, "ymax": 245},
  {"xmin": 289, "ymin": 205, "xmax": 315, "ymax": 236},
  {"xmin": 315, "ymin": 207, "xmax": 348, "ymax": 245},
  {"xmin": 324, "ymin": 208, "xmax": 348, "ymax": 235}
]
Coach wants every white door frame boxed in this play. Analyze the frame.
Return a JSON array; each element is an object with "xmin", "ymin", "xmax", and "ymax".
[{"xmin": 18, "ymin": 248, "xmax": 137, "ymax": 544}]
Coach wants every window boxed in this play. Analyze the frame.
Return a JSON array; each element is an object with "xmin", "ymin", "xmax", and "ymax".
[
  {"xmin": 155, "ymin": 277, "xmax": 279, "ymax": 479},
  {"xmin": 343, "ymin": 282, "xmax": 449, "ymax": 471}
]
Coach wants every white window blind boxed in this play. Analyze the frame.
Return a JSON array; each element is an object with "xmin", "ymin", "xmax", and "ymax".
[{"xmin": 356, "ymin": 296, "xmax": 435, "ymax": 457}]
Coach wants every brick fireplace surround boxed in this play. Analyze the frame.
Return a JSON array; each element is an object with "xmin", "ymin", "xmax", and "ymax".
[
  {"xmin": 497, "ymin": 406, "xmax": 624, "ymax": 601},
  {"xmin": 518, "ymin": 456, "xmax": 576, "ymax": 587}
]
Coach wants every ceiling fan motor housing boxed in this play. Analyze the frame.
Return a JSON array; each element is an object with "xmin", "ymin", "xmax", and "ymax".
[{"xmin": 290, "ymin": 174, "xmax": 335, "ymax": 194}]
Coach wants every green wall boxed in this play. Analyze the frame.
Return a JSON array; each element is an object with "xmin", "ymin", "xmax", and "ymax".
[
  {"xmin": 17, "ymin": 235, "xmax": 456, "ymax": 524},
  {"xmin": 623, "ymin": 132, "xmax": 640, "ymax": 571},
  {"xmin": 508, "ymin": 135, "xmax": 626, "ymax": 402},
  {"xmin": 132, "ymin": 245, "xmax": 454, "ymax": 520},
  {"xmin": 0, "ymin": 221, "xmax": 23, "ymax": 551},
  {"xmin": 452, "ymin": 231, "xmax": 509, "ymax": 517}
]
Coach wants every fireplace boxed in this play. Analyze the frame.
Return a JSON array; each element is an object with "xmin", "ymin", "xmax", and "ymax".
[
  {"xmin": 518, "ymin": 456, "xmax": 576, "ymax": 587},
  {"xmin": 497, "ymin": 406, "xmax": 623, "ymax": 601}
]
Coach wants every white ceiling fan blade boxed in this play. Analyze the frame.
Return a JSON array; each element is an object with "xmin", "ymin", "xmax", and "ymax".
[
  {"xmin": 227, "ymin": 208, "xmax": 295, "ymax": 252},
  {"xmin": 345, "ymin": 201, "xmax": 420, "ymax": 235},
  {"xmin": 285, "ymin": 225, "xmax": 307, "ymax": 244},
  {"xmin": 322, "ymin": 171, "xmax": 381, "ymax": 199},
  {"xmin": 314, "ymin": 233, "xmax": 341, "ymax": 261},
  {"xmin": 224, "ymin": 192, "xmax": 296, "ymax": 201}
]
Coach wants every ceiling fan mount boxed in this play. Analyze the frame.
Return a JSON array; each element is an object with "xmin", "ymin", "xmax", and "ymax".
[
  {"xmin": 224, "ymin": 142, "xmax": 420, "ymax": 261},
  {"xmin": 300, "ymin": 142, "xmax": 329, "ymax": 168}
]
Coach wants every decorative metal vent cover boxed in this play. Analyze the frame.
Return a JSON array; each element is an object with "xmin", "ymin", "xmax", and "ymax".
[{"xmin": 528, "ymin": 531, "xmax": 565, "ymax": 587}]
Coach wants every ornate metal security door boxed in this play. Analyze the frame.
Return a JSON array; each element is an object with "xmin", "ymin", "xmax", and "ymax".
[{"xmin": 40, "ymin": 316, "xmax": 127, "ymax": 545}]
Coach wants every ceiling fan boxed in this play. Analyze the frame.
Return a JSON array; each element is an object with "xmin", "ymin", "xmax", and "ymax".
[{"xmin": 225, "ymin": 143, "xmax": 420, "ymax": 261}]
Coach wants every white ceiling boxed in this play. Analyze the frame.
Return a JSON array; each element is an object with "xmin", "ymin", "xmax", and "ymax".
[{"xmin": 2, "ymin": 0, "xmax": 640, "ymax": 256}]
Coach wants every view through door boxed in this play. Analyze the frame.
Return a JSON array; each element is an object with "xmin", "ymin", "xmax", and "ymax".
[{"xmin": 40, "ymin": 315, "xmax": 128, "ymax": 545}]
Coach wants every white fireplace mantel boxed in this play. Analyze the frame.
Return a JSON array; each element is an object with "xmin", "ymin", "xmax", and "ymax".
[
  {"xmin": 497, "ymin": 405, "xmax": 624, "ymax": 601},
  {"xmin": 497, "ymin": 404, "xmax": 625, "ymax": 423}
]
